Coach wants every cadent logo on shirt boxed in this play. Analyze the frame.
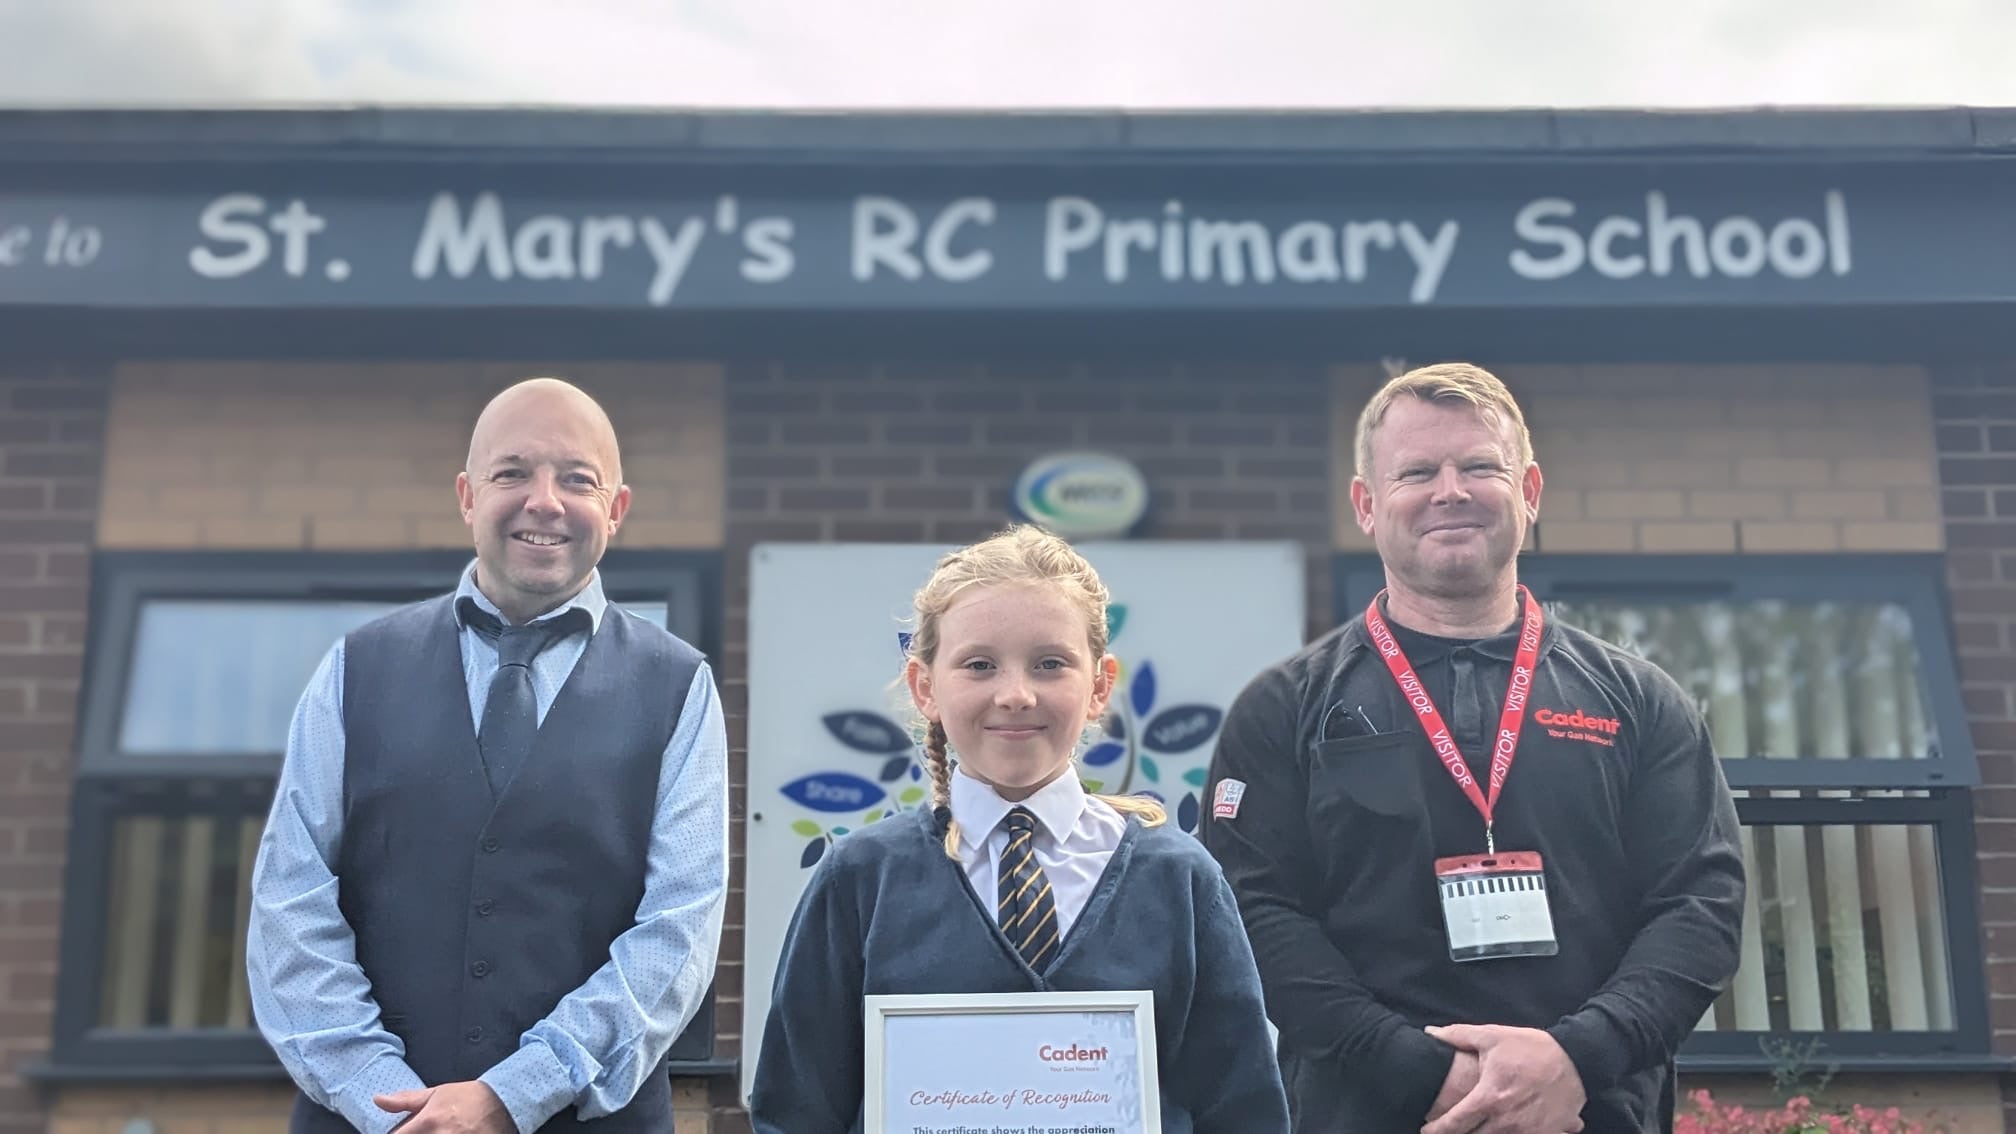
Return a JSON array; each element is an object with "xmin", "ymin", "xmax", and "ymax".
[
  {"xmin": 1534, "ymin": 706, "xmax": 1622, "ymax": 746},
  {"xmin": 1039, "ymin": 1043, "xmax": 1110, "ymax": 1071}
]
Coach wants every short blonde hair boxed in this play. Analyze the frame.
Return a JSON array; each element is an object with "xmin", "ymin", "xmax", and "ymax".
[
  {"xmin": 1353, "ymin": 362, "xmax": 1534, "ymax": 479},
  {"xmin": 907, "ymin": 525, "xmax": 1167, "ymax": 858}
]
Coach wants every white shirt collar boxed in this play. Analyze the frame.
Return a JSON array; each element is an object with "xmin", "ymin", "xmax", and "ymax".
[
  {"xmin": 950, "ymin": 765, "xmax": 1090, "ymax": 857},
  {"xmin": 454, "ymin": 558, "xmax": 608, "ymax": 632}
]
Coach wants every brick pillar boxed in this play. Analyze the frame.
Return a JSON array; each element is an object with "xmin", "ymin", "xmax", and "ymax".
[
  {"xmin": 0, "ymin": 364, "xmax": 107, "ymax": 1134},
  {"xmin": 1931, "ymin": 364, "xmax": 2016, "ymax": 1130}
]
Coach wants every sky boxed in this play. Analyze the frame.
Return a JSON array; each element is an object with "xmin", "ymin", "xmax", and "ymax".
[{"xmin": 1, "ymin": 0, "xmax": 2013, "ymax": 109}]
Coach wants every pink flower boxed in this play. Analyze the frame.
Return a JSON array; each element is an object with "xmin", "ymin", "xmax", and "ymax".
[{"xmin": 1670, "ymin": 1087, "xmax": 1934, "ymax": 1134}]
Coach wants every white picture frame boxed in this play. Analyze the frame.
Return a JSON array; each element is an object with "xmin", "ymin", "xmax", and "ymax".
[{"xmin": 863, "ymin": 989, "xmax": 1163, "ymax": 1133}]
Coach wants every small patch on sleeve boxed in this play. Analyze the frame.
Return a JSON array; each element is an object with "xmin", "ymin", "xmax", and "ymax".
[{"xmin": 1212, "ymin": 777, "xmax": 1247, "ymax": 820}]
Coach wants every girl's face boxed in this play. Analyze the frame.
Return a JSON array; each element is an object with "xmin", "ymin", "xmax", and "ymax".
[{"xmin": 907, "ymin": 582, "xmax": 1117, "ymax": 802}]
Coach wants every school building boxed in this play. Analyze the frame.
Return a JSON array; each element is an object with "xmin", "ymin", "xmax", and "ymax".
[{"xmin": 1, "ymin": 106, "xmax": 2014, "ymax": 1132}]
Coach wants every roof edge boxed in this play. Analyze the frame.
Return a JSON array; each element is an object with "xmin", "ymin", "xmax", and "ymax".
[{"xmin": 0, "ymin": 106, "xmax": 2010, "ymax": 164}]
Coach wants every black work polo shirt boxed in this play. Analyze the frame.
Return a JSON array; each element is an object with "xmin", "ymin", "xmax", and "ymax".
[{"xmin": 1201, "ymin": 599, "xmax": 1744, "ymax": 1134}]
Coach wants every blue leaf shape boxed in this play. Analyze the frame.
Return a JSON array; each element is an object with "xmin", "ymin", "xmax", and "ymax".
[
  {"xmin": 1178, "ymin": 792, "xmax": 1200, "ymax": 833},
  {"xmin": 780, "ymin": 772, "xmax": 887, "ymax": 814},
  {"xmin": 909, "ymin": 763, "xmax": 922, "ymax": 782},
  {"xmin": 897, "ymin": 631, "xmax": 914, "ymax": 657},
  {"xmin": 821, "ymin": 711, "xmax": 912, "ymax": 754},
  {"xmin": 800, "ymin": 838, "xmax": 825, "ymax": 868},
  {"xmin": 1105, "ymin": 605, "xmax": 1128, "ymax": 645},
  {"xmin": 1103, "ymin": 709, "xmax": 1126, "ymax": 740},
  {"xmin": 878, "ymin": 757, "xmax": 911, "ymax": 783},
  {"xmin": 1083, "ymin": 741, "xmax": 1126, "ymax": 767},
  {"xmin": 1131, "ymin": 662, "xmax": 1157, "ymax": 717},
  {"xmin": 1183, "ymin": 767, "xmax": 1207, "ymax": 788},
  {"xmin": 1141, "ymin": 704, "xmax": 1225, "ymax": 754},
  {"xmin": 1141, "ymin": 755, "xmax": 1161, "ymax": 782}
]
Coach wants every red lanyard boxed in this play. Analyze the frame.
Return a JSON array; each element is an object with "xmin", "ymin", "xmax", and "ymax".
[{"xmin": 1363, "ymin": 586, "xmax": 1544, "ymax": 854}]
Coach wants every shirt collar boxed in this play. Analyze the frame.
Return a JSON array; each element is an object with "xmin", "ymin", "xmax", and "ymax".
[
  {"xmin": 1367, "ymin": 590, "xmax": 1550, "ymax": 664},
  {"xmin": 454, "ymin": 559, "xmax": 608, "ymax": 633},
  {"xmin": 951, "ymin": 766, "xmax": 1090, "ymax": 856}
]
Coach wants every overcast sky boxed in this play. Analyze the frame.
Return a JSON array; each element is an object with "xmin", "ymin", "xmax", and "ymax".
[{"xmin": 2, "ymin": 0, "xmax": 2013, "ymax": 109}]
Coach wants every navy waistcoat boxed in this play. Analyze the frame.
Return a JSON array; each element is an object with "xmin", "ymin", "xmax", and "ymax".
[{"xmin": 289, "ymin": 593, "xmax": 702, "ymax": 1133}]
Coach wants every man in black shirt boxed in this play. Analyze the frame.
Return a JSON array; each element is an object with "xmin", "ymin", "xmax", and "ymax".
[{"xmin": 1202, "ymin": 362, "xmax": 1744, "ymax": 1134}]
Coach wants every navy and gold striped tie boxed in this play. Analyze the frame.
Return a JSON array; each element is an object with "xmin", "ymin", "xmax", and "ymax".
[{"xmin": 997, "ymin": 806, "xmax": 1061, "ymax": 970}]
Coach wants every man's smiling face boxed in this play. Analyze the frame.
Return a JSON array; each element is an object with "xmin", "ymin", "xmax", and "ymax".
[{"xmin": 456, "ymin": 380, "xmax": 631, "ymax": 623}]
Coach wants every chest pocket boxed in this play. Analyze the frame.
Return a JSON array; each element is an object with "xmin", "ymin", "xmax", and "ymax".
[
  {"xmin": 1308, "ymin": 733, "xmax": 1433, "ymax": 860},
  {"xmin": 1308, "ymin": 731, "xmax": 1439, "ymax": 920},
  {"xmin": 1312, "ymin": 733, "xmax": 1421, "ymax": 818}
]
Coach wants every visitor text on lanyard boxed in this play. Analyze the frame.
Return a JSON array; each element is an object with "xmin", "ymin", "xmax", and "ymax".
[{"xmin": 1362, "ymin": 586, "xmax": 1544, "ymax": 855}]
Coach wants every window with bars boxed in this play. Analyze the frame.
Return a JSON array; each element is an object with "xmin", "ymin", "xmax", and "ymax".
[
  {"xmin": 52, "ymin": 551, "xmax": 719, "ymax": 1073},
  {"xmin": 1704, "ymin": 815, "xmax": 1955, "ymax": 1036},
  {"xmin": 1336, "ymin": 554, "xmax": 1990, "ymax": 1062}
]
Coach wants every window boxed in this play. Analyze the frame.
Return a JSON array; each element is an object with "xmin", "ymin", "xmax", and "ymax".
[
  {"xmin": 1702, "ymin": 806, "xmax": 1967, "ymax": 1039},
  {"xmin": 1336, "ymin": 554, "xmax": 1991, "ymax": 1063},
  {"xmin": 52, "ymin": 551, "xmax": 723, "ymax": 1075}
]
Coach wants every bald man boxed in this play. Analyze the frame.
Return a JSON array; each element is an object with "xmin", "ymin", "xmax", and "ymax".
[{"xmin": 249, "ymin": 378, "xmax": 728, "ymax": 1134}]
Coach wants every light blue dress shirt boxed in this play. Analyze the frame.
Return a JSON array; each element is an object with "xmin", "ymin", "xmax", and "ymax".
[{"xmin": 247, "ymin": 564, "xmax": 729, "ymax": 1134}]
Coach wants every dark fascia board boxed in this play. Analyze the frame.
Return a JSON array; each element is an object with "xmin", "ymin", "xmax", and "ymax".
[
  {"xmin": 0, "ymin": 106, "xmax": 2014, "ymax": 167},
  {"xmin": 1117, "ymin": 109, "xmax": 1561, "ymax": 153},
  {"xmin": 692, "ymin": 110, "xmax": 1128, "ymax": 152},
  {"xmin": 0, "ymin": 105, "xmax": 700, "ymax": 160},
  {"xmin": 1967, "ymin": 107, "xmax": 2016, "ymax": 148},
  {"xmin": 1552, "ymin": 105, "xmax": 1983, "ymax": 152}
]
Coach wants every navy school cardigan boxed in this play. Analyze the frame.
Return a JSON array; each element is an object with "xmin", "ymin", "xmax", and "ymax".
[{"xmin": 749, "ymin": 804, "xmax": 1290, "ymax": 1134}]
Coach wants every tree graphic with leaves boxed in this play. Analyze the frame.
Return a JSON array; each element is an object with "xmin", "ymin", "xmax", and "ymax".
[{"xmin": 1083, "ymin": 604, "xmax": 1220, "ymax": 833}]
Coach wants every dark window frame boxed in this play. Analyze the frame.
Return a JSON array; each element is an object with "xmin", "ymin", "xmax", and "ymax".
[
  {"xmin": 1679, "ymin": 790, "xmax": 1992, "ymax": 1060},
  {"xmin": 52, "ymin": 550, "xmax": 728, "ymax": 1076},
  {"xmin": 1332, "ymin": 552, "xmax": 1994, "ymax": 1065},
  {"xmin": 77, "ymin": 550, "xmax": 715, "ymax": 779},
  {"xmin": 1335, "ymin": 552, "xmax": 1978, "ymax": 790}
]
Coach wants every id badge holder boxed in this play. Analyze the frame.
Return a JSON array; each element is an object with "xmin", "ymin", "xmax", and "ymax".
[{"xmin": 1434, "ymin": 850, "xmax": 1559, "ymax": 962}]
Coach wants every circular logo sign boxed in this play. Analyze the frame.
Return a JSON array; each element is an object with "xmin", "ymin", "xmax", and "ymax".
[{"xmin": 1012, "ymin": 451, "xmax": 1149, "ymax": 538}]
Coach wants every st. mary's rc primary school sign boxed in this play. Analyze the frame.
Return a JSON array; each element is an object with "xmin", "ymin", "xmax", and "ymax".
[{"xmin": 3, "ymin": 163, "xmax": 2013, "ymax": 310}]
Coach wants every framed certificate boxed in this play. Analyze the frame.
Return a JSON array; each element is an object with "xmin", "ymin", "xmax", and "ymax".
[{"xmin": 864, "ymin": 989, "xmax": 1162, "ymax": 1134}]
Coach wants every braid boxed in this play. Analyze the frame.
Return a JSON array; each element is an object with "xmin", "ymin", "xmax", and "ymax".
[
  {"xmin": 1099, "ymin": 792, "xmax": 1168, "ymax": 827},
  {"xmin": 925, "ymin": 720, "xmax": 960, "ymax": 859}
]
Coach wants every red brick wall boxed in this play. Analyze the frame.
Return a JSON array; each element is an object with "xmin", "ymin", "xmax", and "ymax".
[
  {"xmin": 1931, "ymin": 363, "xmax": 2016, "ymax": 1127},
  {"xmin": 709, "ymin": 359, "xmax": 1335, "ymax": 1129},
  {"xmin": 23, "ymin": 355, "xmax": 1993, "ymax": 1129},
  {"xmin": 0, "ymin": 364, "xmax": 107, "ymax": 1134}
]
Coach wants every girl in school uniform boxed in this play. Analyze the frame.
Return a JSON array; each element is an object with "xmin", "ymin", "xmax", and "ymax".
[{"xmin": 750, "ymin": 525, "xmax": 1288, "ymax": 1134}]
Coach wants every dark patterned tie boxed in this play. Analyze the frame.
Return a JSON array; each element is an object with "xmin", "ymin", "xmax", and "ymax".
[
  {"xmin": 459, "ymin": 598, "xmax": 589, "ymax": 795},
  {"xmin": 997, "ymin": 806, "xmax": 1061, "ymax": 971}
]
